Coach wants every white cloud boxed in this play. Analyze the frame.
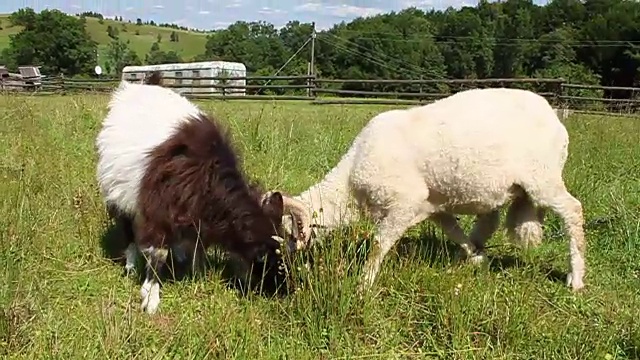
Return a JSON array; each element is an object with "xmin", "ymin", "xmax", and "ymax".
[
  {"xmin": 125, "ymin": 7, "xmax": 134, "ymax": 12},
  {"xmin": 401, "ymin": 0, "xmax": 434, "ymax": 7},
  {"xmin": 295, "ymin": 2, "xmax": 323, "ymax": 12},
  {"xmin": 225, "ymin": 0, "xmax": 243, "ymax": 7},
  {"xmin": 294, "ymin": 2, "xmax": 382, "ymax": 18},
  {"xmin": 153, "ymin": 5, "xmax": 164, "ymax": 9},
  {"xmin": 258, "ymin": 6, "xmax": 286, "ymax": 15},
  {"xmin": 71, "ymin": 4, "xmax": 81, "ymax": 9},
  {"xmin": 326, "ymin": 4, "xmax": 384, "ymax": 18},
  {"xmin": 213, "ymin": 21, "xmax": 232, "ymax": 29},
  {"xmin": 199, "ymin": 10, "xmax": 210, "ymax": 15}
]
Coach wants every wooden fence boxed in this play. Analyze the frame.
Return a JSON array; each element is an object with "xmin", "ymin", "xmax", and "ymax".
[{"xmin": 2, "ymin": 74, "xmax": 640, "ymax": 115}]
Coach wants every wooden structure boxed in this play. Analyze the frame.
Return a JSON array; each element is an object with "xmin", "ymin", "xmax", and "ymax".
[
  {"xmin": 0, "ymin": 65, "xmax": 43, "ymax": 91},
  {"xmin": 121, "ymin": 61, "xmax": 247, "ymax": 96}
]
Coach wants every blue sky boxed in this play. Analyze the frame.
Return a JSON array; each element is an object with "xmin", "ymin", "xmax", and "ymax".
[{"xmin": 0, "ymin": 0, "xmax": 550, "ymax": 31}]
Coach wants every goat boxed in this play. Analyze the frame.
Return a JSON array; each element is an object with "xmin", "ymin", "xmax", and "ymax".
[
  {"xmin": 96, "ymin": 76, "xmax": 299, "ymax": 314},
  {"xmin": 277, "ymin": 87, "xmax": 586, "ymax": 294}
]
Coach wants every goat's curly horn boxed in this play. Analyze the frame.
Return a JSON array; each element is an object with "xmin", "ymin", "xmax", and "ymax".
[
  {"xmin": 271, "ymin": 235, "xmax": 285, "ymax": 244},
  {"xmin": 281, "ymin": 195, "xmax": 312, "ymax": 249}
]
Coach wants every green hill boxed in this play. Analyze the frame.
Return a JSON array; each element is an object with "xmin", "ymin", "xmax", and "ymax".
[{"xmin": 0, "ymin": 14, "xmax": 209, "ymax": 68}]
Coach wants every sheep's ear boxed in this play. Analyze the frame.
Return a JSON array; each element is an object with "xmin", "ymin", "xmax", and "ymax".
[{"xmin": 262, "ymin": 191, "xmax": 284, "ymax": 218}]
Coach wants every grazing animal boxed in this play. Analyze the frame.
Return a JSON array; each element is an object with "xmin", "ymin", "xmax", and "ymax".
[
  {"xmin": 96, "ymin": 76, "xmax": 297, "ymax": 314},
  {"xmin": 278, "ymin": 87, "xmax": 586, "ymax": 294}
]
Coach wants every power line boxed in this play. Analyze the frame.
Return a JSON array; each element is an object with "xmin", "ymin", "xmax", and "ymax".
[
  {"xmin": 353, "ymin": 37, "xmax": 639, "ymax": 48},
  {"xmin": 332, "ymin": 29, "xmax": 640, "ymax": 45},
  {"xmin": 319, "ymin": 36, "xmax": 413, "ymax": 77},
  {"xmin": 321, "ymin": 33, "xmax": 449, "ymax": 79},
  {"xmin": 324, "ymin": 31, "xmax": 640, "ymax": 47}
]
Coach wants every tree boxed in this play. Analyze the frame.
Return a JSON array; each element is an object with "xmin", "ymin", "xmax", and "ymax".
[
  {"xmin": 106, "ymin": 25, "xmax": 119, "ymax": 39},
  {"xmin": 4, "ymin": 8, "xmax": 97, "ymax": 76},
  {"xmin": 170, "ymin": 31, "xmax": 179, "ymax": 42},
  {"xmin": 104, "ymin": 38, "xmax": 141, "ymax": 75},
  {"xmin": 145, "ymin": 42, "xmax": 182, "ymax": 65}
]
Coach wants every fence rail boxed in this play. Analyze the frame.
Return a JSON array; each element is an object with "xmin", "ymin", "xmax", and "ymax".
[{"xmin": 2, "ymin": 75, "xmax": 640, "ymax": 115}]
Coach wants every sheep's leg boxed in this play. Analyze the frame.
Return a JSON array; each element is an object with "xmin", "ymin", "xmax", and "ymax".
[
  {"xmin": 358, "ymin": 203, "xmax": 431, "ymax": 294},
  {"xmin": 505, "ymin": 194, "xmax": 544, "ymax": 249},
  {"xmin": 430, "ymin": 213, "xmax": 485, "ymax": 264},
  {"xmin": 468, "ymin": 210, "xmax": 501, "ymax": 255},
  {"xmin": 527, "ymin": 184, "xmax": 585, "ymax": 291},
  {"xmin": 139, "ymin": 246, "xmax": 169, "ymax": 315}
]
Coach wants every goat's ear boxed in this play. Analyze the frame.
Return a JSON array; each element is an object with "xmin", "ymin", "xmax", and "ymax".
[{"xmin": 262, "ymin": 191, "xmax": 284, "ymax": 217}]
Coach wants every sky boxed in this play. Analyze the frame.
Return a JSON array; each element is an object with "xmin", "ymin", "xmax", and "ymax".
[{"xmin": 0, "ymin": 0, "xmax": 550, "ymax": 31}]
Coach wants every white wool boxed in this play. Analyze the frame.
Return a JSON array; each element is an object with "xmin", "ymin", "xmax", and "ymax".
[
  {"xmin": 95, "ymin": 81, "xmax": 203, "ymax": 216},
  {"xmin": 284, "ymin": 87, "xmax": 585, "ymax": 293}
]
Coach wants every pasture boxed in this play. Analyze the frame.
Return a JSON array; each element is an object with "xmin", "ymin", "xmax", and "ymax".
[
  {"xmin": 0, "ymin": 14, "xmax": 208, "ymax": 66},
  {"xmin": 1, "ymin": 94, "xmax": 639, "ymax": 359}
]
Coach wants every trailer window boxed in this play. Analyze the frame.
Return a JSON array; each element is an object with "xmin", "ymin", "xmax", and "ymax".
[
  {"xmin": 192, "ymin": 70, "xmax": 200, "ymax": 86},
  {"xmin": 175, "ymin": 71, "xmax": 183, "ymax": 85}
]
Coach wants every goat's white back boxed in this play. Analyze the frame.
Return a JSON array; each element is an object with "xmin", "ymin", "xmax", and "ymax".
[{"xmin": 95, "ymin": 82, "xmax": 202, "ymax": 215}]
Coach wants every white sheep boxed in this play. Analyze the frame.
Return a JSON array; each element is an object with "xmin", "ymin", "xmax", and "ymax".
[{"xmin": 278, "ymin": 87, "xmax": 586, "ymax": 293}]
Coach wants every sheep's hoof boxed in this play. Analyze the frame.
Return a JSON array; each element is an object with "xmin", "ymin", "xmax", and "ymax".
[
  {"xmin": 566, "ymin": 273, "xmax": 585, "ymax": 292},
  {"xmin": 468, "ymin": 252, "xmax": 487, "ymax": 265}
]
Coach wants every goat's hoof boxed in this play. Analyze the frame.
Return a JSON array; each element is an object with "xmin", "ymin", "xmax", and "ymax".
[
  {"xmin": 140, "ymin": 293, "xmax": 160, "ymax": 314},
  {"xmin": 124, "ymin": 264, "xmax": 136, "ymax": 277},
  {"xmin": 140, "ymin": 282, "xmax": 160, "ymax": 314}
]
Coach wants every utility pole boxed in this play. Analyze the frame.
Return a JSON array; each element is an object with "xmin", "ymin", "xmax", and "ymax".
[{"xmin": 308, "ymin": 21, "xmax": 316, "ymax": 97}]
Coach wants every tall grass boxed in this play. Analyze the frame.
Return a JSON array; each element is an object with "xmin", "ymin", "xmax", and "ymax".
[{"xmin": 1, "ymin": 94, "xmax": 639, "ymax": 359}]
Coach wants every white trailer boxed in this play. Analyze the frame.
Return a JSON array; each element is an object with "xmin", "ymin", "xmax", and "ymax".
[{"xmin": 121, "ymin": 61, "xmax": 247, "ymax": 96}]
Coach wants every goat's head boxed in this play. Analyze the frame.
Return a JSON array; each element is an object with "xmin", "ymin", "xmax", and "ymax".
[{"xmin": 239, "ymin": 190, "xmax": 292, "ymax": 292}]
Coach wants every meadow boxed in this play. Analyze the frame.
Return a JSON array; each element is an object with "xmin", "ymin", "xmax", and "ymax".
[
  {"xmin": 0, "ymin": 14, "xmax": 208, "ymax": 66},
  {"xmin": 1, "ymin": 94, "xmax": 640, "ymax": 359}
]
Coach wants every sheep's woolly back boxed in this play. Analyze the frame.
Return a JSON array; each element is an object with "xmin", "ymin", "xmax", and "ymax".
[
  {"xmin": 348, "ymin": 87, "xmax": 569, "ymax": 214},
  {"xmin": 294, "ymin": 87, "xmax": 569, "ymax": 225},
  {"xmin": 96, "ymin": 82, "xmax": 203, "ymax": 215}
]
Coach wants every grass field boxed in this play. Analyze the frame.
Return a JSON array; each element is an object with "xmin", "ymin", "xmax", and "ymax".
[
  {"xmin": 1, "ymin": 94, "xmax": 640, "ymax": 359},
  {"xmin": 0, "ymin": 14, "xmax": 208, "ymax": 67}
]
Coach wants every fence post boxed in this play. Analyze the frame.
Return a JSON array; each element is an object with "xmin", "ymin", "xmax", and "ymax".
[
  {"xmin": 554, "ymin": 77, "xmax": 565, "ymax": 109},
  {"xmin": 310, "ymin": 74, "xmax": 316, "ymax": 99},
  {"xmin": 58, "ymin": 74, "xmax": 66, "ymax": 95}
]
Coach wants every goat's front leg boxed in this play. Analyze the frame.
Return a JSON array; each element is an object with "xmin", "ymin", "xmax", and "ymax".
[{"xmin": 139, "ymin": 245, "xmax": 169, "ymax": 315}]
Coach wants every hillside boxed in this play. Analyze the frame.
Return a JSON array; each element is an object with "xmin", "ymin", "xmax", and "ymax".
[{"xmin": 0, "ymin": 14, "xmax": 209, "ymax": 68}]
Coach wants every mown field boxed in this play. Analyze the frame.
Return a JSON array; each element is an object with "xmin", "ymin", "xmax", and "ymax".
[
  {"xmin": 0, "ymin": 14, "xmax": 208, "ymax": 66},
  {"xmin": 1, "ymin": 94, "xmax": 640, "ymax": 359}
]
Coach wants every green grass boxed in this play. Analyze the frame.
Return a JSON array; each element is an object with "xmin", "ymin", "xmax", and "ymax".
[
  {"xmin": 1, "ymin": 94, "xmax": 640, "ymax": 359},
  {"xmin": 0, "ymin": 14, "xmax": 209, "ymax": 67}
]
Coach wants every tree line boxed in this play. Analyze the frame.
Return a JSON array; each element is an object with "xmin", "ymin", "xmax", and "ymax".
[{"xmin": 1, "ymin": 1, "xmax": 640, "ymax": 98}]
